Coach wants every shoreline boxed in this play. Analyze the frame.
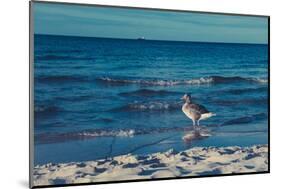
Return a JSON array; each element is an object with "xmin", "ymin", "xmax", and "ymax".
[{"xmin": 33, "ymin": 144, "xmax": 268, "ymax": 186}]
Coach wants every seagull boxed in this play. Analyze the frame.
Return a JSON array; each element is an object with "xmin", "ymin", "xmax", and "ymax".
[{"xmin": 181, "ymin": 94, "xmax": 215, "ymax": 130}]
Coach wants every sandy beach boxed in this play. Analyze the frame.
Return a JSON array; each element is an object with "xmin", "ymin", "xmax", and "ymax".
[{"xmin": 33, "ymin": 144, "xmax": 268, "ymax": 186}]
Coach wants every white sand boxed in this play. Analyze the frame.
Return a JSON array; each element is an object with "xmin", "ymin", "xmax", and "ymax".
[{"xmin": 33, "ymin": 145, "xmax": 268, "ymax": 186}]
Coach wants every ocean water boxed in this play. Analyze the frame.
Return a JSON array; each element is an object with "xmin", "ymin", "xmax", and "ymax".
[{"xmin": 34, "ymin": 34, "xmax": 268, "ymax": 165}]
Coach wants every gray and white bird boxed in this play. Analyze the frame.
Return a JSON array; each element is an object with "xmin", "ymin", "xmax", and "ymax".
[{"xmin": 181, "ymin": 94, "xmax": 215, "ymax": 130}]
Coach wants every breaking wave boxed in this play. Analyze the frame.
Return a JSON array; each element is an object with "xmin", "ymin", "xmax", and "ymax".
[
  {"xmin": 97, "ymin": 75, "xmax": 268, "ymax": 86},
  {"xmin": 110, "ymin": 101, "xmax": 182, "ymax": 112},
  {"xmin": 36, "ymin": 75, "xmax": 268, "ymax": 85},
  {"xmin": 35, "ymin": 127, "xmax": 187, "ymax": 144}
]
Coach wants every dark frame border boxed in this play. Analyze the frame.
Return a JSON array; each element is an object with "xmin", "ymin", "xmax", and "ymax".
[{"xmin": 29, "ymin": 1, "xmax": 270, "ymax": 188}]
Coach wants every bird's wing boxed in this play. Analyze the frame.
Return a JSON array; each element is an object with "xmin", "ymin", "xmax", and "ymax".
[{"xmin": 189, "ymin": 103, "xmax": 209, "ymax": 114}]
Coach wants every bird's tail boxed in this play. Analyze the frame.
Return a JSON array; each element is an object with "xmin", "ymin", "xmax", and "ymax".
[{"xmin": 200, "ymin": 112, "xmax": 216, "ymax": 120}]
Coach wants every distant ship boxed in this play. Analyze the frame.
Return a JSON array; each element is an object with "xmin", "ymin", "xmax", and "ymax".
[{"xmin": 137, "ymin": 37, "xmax": 146, "ymax": 40}]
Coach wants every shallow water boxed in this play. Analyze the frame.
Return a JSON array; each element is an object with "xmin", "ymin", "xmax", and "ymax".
[{"xmin": 34, "ymin": 34, "xmax": 268, "ymax": 165}]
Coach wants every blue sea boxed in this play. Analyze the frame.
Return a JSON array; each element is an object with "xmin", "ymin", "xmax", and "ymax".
[{"xmin": 34, "ymin": 34, "xmax": 268, "ymax": 165}]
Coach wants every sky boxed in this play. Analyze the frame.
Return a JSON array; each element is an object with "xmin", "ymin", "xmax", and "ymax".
[{"xmin": 33, "ymin": 2, "xmax": 268, "ymax": 44}]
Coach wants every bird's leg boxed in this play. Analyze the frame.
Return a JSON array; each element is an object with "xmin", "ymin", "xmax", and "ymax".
[
  {"xmin": 194, "ymin": 120, "xmax": 202, "ymax": 136},
  {"xmin": 192, "ymin": 120, "xmax": 196, "ymax": 130},
  {"xmin": 197, "ymin": 120, "xmax": 200, "ymax": 131}
]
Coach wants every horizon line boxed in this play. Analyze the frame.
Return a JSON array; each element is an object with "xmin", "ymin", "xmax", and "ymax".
[{"xmin": 34, "ymin": 33, "xmax": 268, "ymax": 45}]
